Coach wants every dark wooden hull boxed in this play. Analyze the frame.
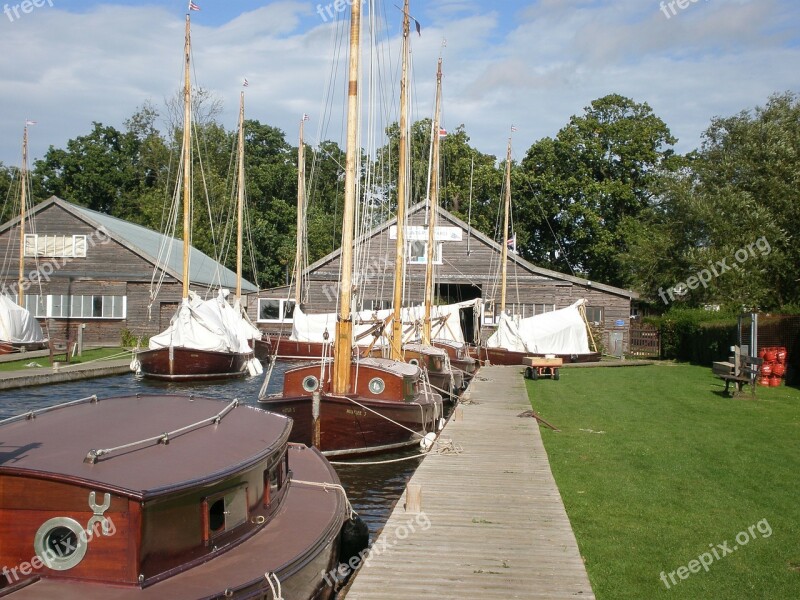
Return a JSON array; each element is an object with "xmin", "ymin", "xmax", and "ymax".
[
  {"xmin": 251, "ymin": 338, "xmax": 273, "ymax": 363},
  {"xmin": 482, "ymin": 347, "xmax": 601, "ymax": 365},
  {"xmin": 259, "ymin": 393, "xmax": 440, "ymax": 458},
  {"xmin": 264, "ymin": 334, "xmax": 332, "ymax": 361},
  {"xmin": 432, "ymin": 341, "xmax": 478, "ymax": 385},
  {"xmin": 260, "ymin": 359, "xmax": 443, "ymax": 457},
  {"xmin": 134, "ymin": 347, "xmax": 252, "ymax": 381}
]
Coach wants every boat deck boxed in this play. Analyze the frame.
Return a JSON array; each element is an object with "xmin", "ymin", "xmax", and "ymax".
[{"xmin": 344, "ymin": 365, "xmax": 595, "ymax": 599}]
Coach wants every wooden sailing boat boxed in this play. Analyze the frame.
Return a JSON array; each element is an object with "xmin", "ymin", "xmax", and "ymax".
[
  {"xmin": 0, "ymin": 393, "xmax": 351, "ymax": 598},
  {"xmin": 481, "ymin": 134, "xmax": 600, "ymax": 365},
  {"xmin": 134, "ymin": 11, "xmax": 254, "ymax": 380},
  {"xmin": 380, "ymin": 44, "xmax": 463, "ymax": 399},
  {"xmin": 259, "ymin": 0, "xmax": 443, "ymax": 457},
  {"xmin": 229, "ymin": 90, "xmax": 271, "ymax": 365},
  {"xmin": 422, "ymin": 58, "xmax": 476, "ymax": 385},
  {"xmin": 0, "ymin": 121, "xmax": 48, "ymax": 354},
  {"xmin": 261, "ymin": 114, "xmax": 333, "ymax": 361}
]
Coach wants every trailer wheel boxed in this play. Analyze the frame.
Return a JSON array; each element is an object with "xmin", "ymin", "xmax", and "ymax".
[
  {"xmin": 553, "ymin": 368, "xmax": 560, "ymax": 381},
  {"xmin": 531, "ymin": 368, "xmax": 539, "ymax": 380},
  {"xmin": 524, "ymin": 367, "xmax": 533, "ymax": 379}
]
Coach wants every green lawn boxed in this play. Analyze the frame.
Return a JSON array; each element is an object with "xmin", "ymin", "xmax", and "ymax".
[
  {"xmin": 528, "ymin": 363, "xmax": 800, "ymax": 599},
  {"xmin": 0, "ymin": 347, "xmax": 129, "ymax": 372}
]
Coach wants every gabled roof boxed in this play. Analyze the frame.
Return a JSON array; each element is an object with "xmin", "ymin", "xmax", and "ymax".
[
  {"xmin": 1, "ymin": 196, "xmax": 257, "ymax": 293},
  {"xmin": 305, "ymin": 201, "xmax": 639, "ymax": 300}
]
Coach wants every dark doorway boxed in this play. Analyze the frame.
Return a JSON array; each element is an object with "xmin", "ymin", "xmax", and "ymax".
[{"xmin": 437, "ymin": 283, "xmax": 482, "ymax": 344}]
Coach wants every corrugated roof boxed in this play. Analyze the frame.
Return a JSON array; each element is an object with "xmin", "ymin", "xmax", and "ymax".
[{"xmin": 13, "ymin": 197, "xmax": 257, "ymax": 293}]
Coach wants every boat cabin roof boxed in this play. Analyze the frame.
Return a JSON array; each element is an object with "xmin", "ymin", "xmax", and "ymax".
[
  {"xmin": 358, "ymin": 356, "xmax": 421, "ymax": 377},
  {"xmin": 403, "ymin": 343, "xmax": 447, "ymax": 357},
  {"xmin": 0, "ymin": 395, "xmax": 291, "ymax": 500}
]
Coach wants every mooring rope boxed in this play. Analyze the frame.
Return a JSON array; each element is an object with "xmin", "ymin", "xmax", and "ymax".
[
  {"xmin": 328, "ymin": 393, "xmax": 427, "ymax": 439},
  {"xmin": 291, "ymin": 479, "xmax": 355, "ymax": 518},
  {"xmin": 328, "ymin": 437, "xmax": 462, "ymax": 466},
  {"xmin": 264, "ymin": 572, "xmax": 283, "ymax": 600}
]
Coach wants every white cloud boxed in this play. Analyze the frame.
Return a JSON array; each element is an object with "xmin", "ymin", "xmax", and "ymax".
[{"xmin": 1, "ymin": 0, "xmax": 798, "ymax": 171}]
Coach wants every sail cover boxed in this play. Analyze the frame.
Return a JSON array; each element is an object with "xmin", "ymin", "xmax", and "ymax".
[
  {"xmin": 149, "ymin": 289, "xmax": 253, "ymax": 353},
  {"xmin": 290, "ymin": 299, "xmax": 480, "ymax": 346},
  {"xmin": 485, "ymin": 299, "xmax": 591, "ymax": 354},
  {"xmin": 0, "ymin": 294, "xmax": 46, "ymax": 344}
]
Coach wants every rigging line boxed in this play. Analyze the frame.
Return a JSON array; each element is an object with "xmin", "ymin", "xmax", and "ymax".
[
  {"xmin": 521, "ymin": 171, "xmax": 578, "ymax": 278},
  {"xmin": 192, "ymin": 119, "xmax": 224, "ymax": 293}
]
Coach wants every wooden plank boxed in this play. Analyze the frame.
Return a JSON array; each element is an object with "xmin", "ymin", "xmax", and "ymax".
[{"xmin": 344, "ymin": 365, "xmax": 595, "ymax": 599}]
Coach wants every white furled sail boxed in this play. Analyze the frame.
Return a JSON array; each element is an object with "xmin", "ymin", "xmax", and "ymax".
[
  {"xmin": 486, "ymin": 299, "xmax": 590, "ymax": 355},
  {"xmin": 0, "ymin": 294, "xmax": 46, "ymax": 344}
]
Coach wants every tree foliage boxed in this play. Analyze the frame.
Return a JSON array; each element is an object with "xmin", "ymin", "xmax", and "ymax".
[{"xmin": 12, "ymin": 91, "xmax": 798, "ymax": 312}]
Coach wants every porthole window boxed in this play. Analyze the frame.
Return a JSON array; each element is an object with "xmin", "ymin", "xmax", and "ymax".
[
  {"xmin": 368, "ymin": 377, "xmax": 385, "ymax": 394},
  {"xmin": 409, "ymin": 358, "xmax": 419, "ymax": 367},
  {"xmin": 302, "ymin": 375, "xmax": 319, "ymax": 392},
  {"xmin": 34, "ymin": 517, "xmax": 88, "ymax": 571}
]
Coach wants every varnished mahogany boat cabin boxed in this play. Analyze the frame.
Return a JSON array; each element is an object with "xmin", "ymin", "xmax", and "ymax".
[{"xmin": 0, "ymin": 395, "xmax": 348, "ymax": 599}]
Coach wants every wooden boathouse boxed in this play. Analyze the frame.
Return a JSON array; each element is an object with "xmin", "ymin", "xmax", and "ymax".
[
  {"xmin": 0, "ymin": 196, "xmax": 257, "ymax": 345},
  {"xmin": 251, "ymin": 202, "xmax": 639, "ymax": 353}
]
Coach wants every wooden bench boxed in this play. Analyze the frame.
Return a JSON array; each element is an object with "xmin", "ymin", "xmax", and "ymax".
[
  {"xmin": 48, "ymin": 335, "xmax": 76, "ymax": 365},
  {"xmin": 712, "ymin": 346, "xmax": 762, "ymax": 398}
]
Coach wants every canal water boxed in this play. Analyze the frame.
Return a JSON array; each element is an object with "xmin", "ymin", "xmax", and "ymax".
[{"xmin": 0, "ymin": 361, "xmax": 423, "ymax": 544}]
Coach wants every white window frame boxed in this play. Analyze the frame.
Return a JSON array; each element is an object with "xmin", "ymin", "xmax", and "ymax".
[
  {"xmin": 23, "ymin": 294, "xmax": 126, "ymax": 319},
  {"xmin": 257, "ymin": 298, "xmax": 295, "ymax": 323},
  {"xmin": 407, "ymin": 240, "xmax": 443, "ymax": 265},
  {"xmin": 24, "ymin": 234, "xmax": 88, "ymax": 258}
]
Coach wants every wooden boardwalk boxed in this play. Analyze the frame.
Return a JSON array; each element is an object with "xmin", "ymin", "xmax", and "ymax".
[{"xmin": 344, "ymin": 365, "xmax": 595, "ymax": 599}]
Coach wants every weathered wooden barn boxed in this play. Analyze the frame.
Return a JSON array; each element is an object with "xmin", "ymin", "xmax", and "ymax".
[
  {"xmin": 0, "ymin": 196, "xmax": 256, "ymax": 345},
  {"xmin": 250, "ymin": 202, "xmax": 639, "ymax": 353}
]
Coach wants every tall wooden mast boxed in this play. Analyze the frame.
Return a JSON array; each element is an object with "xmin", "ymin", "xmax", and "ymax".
[
  {"xmin": 17, "ymin": 124, "xmax": 29, "ymax": 306},
  {"xmin": 332, "ymin": 0, "xmax": 361, "ymax": 395},
  {"xmin": 181, "ymin": 13, "xmax": 192, "ymax": 300},
  {"xmin": 390, "ymin": 0, "xmax": 411, "ymax": 360},
  {"xmin": 295, "ymin": 115, "xmax": 307, "ymax": 306},
  {"xmin": 422, "ymin": 58, "xmax": 443, "ymax": 344},
  {"xmin": 235, "ymin": 91, "xmax": 245, "ymax": 300},
  {"xmin": 500, "ymin": 135, "xmax": 512, "ymax": 314}
]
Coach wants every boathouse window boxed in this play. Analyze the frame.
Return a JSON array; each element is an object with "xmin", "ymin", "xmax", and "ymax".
[
  {"xmin": 24, "ymin": 234, "xmax": 87, "ymax": 258},
  {"xmin": 407, "ymin": 240, "xmax": 442, "ymax": 265},
  {"xmin": 585, "ymin": 306, "xmax": 603, "ymax": 325},
  {"xmin": 203, "ymin": 485, "xmax": 248, "ymax": 542},
  {"xmin": 257, "ymin": 298, "xmax": 294, "ymax": 323},
  {"xmin": 21, "ymin": 294, "xmax": 126, "ymax": 319}
]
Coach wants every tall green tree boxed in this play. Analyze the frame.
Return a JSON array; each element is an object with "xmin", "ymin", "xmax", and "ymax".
[
  {"xmin": 623, "ymin": 93, "xmax": 797, "ymax": 310},
  {"xmin": 519, "ymin": 94, "xmax": 677, "ymax": 286}
]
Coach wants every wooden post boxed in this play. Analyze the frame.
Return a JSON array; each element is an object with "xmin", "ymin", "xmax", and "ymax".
[{"xmin": 405, "ymin": 483, "xmax": 421, "ymax": 513}]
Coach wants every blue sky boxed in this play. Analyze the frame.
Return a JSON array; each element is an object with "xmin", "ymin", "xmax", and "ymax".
[{"xmin": 2, "ymin": 0, "xmax": 800, "ymax": 169}]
